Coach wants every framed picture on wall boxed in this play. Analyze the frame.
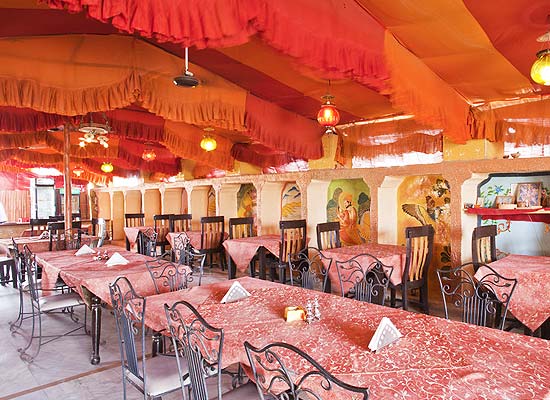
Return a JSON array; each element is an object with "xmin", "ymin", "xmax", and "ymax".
[
  {"xmin": 516, "ymin": 182, "xmax": 542, "ymax": 208},
  {"xmin": 495, "ymin": 195, "xmax": 514, "ymax": 207}
]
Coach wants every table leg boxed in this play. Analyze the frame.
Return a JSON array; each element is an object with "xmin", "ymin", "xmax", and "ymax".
[
  {"xmin": 227, "ymin": 254, "xmax": 236, "ymax": 280},
  {"xmin": 152, "ymin": 332, "xmax": 164, "ymax": 356},
  {"xmin": 125, "ymin": 238, "xmax": 130, "ymax": 251},
  {"xmin": 90, "ymin": 295, "xmax": 102, "ymax": 365},
  {"xmin": 259, "ymin": 247, "xmax": 266, "ymax": 280},
  {"xmin": 541, "ymin": 318, "xmax": 550, "ymax": 340}
]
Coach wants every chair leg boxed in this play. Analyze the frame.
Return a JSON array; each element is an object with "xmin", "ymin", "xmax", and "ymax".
[
  {"xmin": 390, "ymin": 287, "xmax": 397, "ymax": 308},
  {"xmin": 402, "ymin": 286, "xmax": 409, "ymax": 311},
  {"xmin": 420, "ymin": 284, "xmax": 429, "ymax": 314}
]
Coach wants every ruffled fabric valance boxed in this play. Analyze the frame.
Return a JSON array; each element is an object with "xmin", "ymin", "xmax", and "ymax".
[
  {"xmin": 0, "ymin": 107, "xmax": 65, "ymax": 133},
  {"xmin": 231, "ymin": 143, "xmax": 297, "ymax": 168}
]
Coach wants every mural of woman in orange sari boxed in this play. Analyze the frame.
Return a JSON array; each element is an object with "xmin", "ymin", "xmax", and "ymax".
[{"xmin": 337, "ymin": 192, "xmax": 363, "ymax": 245}]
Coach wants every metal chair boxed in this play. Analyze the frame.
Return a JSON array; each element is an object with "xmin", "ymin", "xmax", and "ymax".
[
  {"xmin": 109, "ymin": 277, "xmax": 183, "ymax": 400},
  {"xmin": 137, "ymin": 228, "xmax": 157, "ymax": 257},
  {"xmin": 17, "ymin": 247, "xmax": 86, "ymax": 362},
  {"xmin": 287, "ymin": 247, "xmax": 332, "ymax": 293},
  {"xmin": 270, "ymin": 219, "xmax": 307, "ymax": 283},
  {"xmin": 390, "ymin": 225, "xmax": 434, "ymax": 313},
  {"xmin": 316, "ymin": 221, "xmax": 341, "ymax": 250},
  {"xmin": 200, "ymin": 216, "xmax": 226, "ymax": 270},
  {"xmin": 437, "ymin": 262, "xmax": 517, "ymax": 330},
  {"xmin": 244, "ymin": 341, "xmax": 369, "ymax": 400},
  {"xmin": 47, "ymin": 221, "xmax": 82, "ymax": 251},
  {"xmin": 164, "ymin": 300, "xmax": 257, "ymax": 400},
  {"xmin": 153, "ymin": 214, "xmax": 171, "ymax": 255},
  {"xmin": 171, "ymin": 233, "xmax": 206, "ymax": 286},
  {"xmin": 472, "ymin": 224, "xmax": 497, "ymax": 271},
  {"xmin": 335, "ymin": 253, "xmax": 393, "ymax": 305},
  {"xmin": 145, "ymin": 258, "xmax": 191, "ymax": 294},
  {"xmin": 91, "ymin": 217, "xmax": 108, "ymax": 248},
  {"xmin": 169, "ymin": 213, "xmax": 192, "ymax": 233},
  {"xmin": 9, "ymin": 242, "xmax": 31, "ymax": 333},
  {"xmin": 29, "ymin": 218, "xmax": 49, "ymax": 236}
]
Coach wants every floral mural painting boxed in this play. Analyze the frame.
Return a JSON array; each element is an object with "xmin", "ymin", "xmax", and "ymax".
[
  {"xmin": 281, "ymin": 182, "xmax": 301, "ymax": 221},
  {"xmin": 207, "ymin": 186, "xmax": 216, "ymax": 217},
  {"xmin": 237, "ymin": 183, "xmax": 257, "ymax": 218},
  {"xmin": 327, "ymin": 179, "xmax": 370, "ymax": 246}
]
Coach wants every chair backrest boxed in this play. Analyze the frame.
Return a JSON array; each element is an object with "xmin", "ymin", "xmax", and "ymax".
[
  {"xmin": 279, "ymin": 219, "xmax": 307, "ymax": 263},
  {"xmin": 472, "ymin": 224, "xmax": 497, "ymax": 270},
  {"xmin": 335, "ymin": 253, "xmax": 393, "ymax": 305},
  {"xmin": 47, "ymin": 221, "xmax": 66, "ymax": 251},
  {"xmin": 109, "ymin": 277, "xmax": 147, "ymax": 392},
  {"xmin": 164, "ymin": 300, "xmax": 224, "ymax": 400},
  {"xmin": 29, "ymin": 218, "xmax": 49, "ymax": 236},
  {"xmin": 288, "ymin": 247, "xmax": 332, "ymax": 293},
  {"xmin": 244, "ymin": 341, "xmax": 369, "ymax": 400},
  {"xmin": 48, "ymin": 215, "xmax": 64, "ymax": 222},
  {"xmin": 153, "ymin": 214, "xmax": 171, "ymax": 244},
  {"xmin": 316, "ymin": 221, "xmax": 341, "ymax": 250},
  {"xmin": 145, "ymin": 258, "xmax": 190, "ymax": 294},
  {"xmin": 22, "ymin": 245, "xmax": 40, "ymax": 304},
  {"xmin": 91, "ymin": 217, "xmax": 108, "ymax": 247},
  {"xmin": 228, "ymin": 217, "xmax": 254, "ymax": 239},
  {"xmin": 172, "ymin": 233, "xmax": 206, "ymax": 286},
  {"xmin": 137, "ymin": 228, "xmax": 157, "ymax": 257},
  {"xmin": 403, "ymin": 225, "xmax": 434, "ymax": 284},
  {"xmin": 437, "ymin": 262, "xmax": 517, "ymax": 330},
  {"xmin": 200, "ymin": 216, "xmax": 225, "ymax": 251},
  {"xmin": 125, "ymin": 213, "xmax": 145, "ymax": 228},
  {"xmin": 169, "ymin": 213, "xmax": 192, "ymax": 233}
]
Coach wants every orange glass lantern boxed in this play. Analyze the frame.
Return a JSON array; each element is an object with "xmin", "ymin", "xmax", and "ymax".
[
  {"xmin": 317, "ymin": 95, "xmax": 340, "ymax": 133},
  {"xmin": 141, "ymin": 144, "xmax": 157, "ymax": 162},
  {"xmin": 100, "ymin": 162, "xmax": 114, "ymax": 173}
]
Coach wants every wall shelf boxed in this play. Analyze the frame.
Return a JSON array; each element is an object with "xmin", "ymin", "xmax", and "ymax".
[{"xmin": 465, "ymin": 207, "xmax": 550, "ymax": 223}]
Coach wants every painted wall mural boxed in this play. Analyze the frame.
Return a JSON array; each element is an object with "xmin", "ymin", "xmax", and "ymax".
[
  {"xmin": 281, "ymin": 182, "xmax": 301, "ymax": 221},
  {"xmin": 207, "ymin": 186, "xmax": 216, "ymax": 217},
  {"xmin": 237, "ymin": 183, "xmax": 257, "ymax": 218},
  {"xmin": 327, "ymin": 179, "xmax": 370, "ymax": 246}
]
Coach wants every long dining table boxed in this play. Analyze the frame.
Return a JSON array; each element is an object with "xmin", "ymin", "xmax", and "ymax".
[
  {"xmin": 222, "ymin": 234, "xmax": 282, "ymax": 280},
  {"xmin": 34, "ymin": 245, "xmax": 159, "ymax": 364},
  {"xmin": 1, "ymin": 234, "xmax": 99, "ymax": 254},
  {"xmin": 145, "ymin": 276, "xmax": 550, "ymax": 399}
]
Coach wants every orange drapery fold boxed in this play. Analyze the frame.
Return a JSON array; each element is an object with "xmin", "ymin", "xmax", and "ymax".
[
  {"xmin": 344, "ymin": 132, "xmax": 442, "ymax": 160},
  {"xmin": 0, "ymin": 190, "xmax": 30, "ymax": 222}
]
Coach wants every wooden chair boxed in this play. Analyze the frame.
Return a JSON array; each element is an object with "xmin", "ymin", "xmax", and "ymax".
[
  {"xmin": 92, "ymin": 218, "xmax": 112, "ymax": 240},
  {"xmin": 472, "ymin": 224, "xmax": 497, "ymax": 271},
  {"xmin": 288, "ymin": 247, "xmax": 332, "ymax": 293},
  {"xmin": 200, "ymin": 216, "xmax": 226, "ymax": 270},
  {"xmin": 169, "ymin": 213, "xmax": 192, "ymax": 232},
  {"xmin": 124, "ymin": 213, "xmax": 145, "ymax": 250},
  {"xmin": 229, "ymin": 217, "xmax": 257, "ymax": 276},
  {"xmin": 153, "ymin": 214, "xmax": 171, "ymax": 254},
  {"xmin": 244, "ymin": 341, "xmax": 369, "ymax": 400},
  {"xmin": 29, "ymin": 218, "xmax": 49, "ymax": 236},
  {"xmin": 47, "ymin": 221, "xmax": 82, "ymax": 251},
  {"xmin": 271, "ymin": 219, "xmax": 307, "ymax": 283},
  {"xmin": 390, "ymin": 225, "xmax": 434, "ymax": 314},
  {"xmin": 437, "ymin": 262, "xmax": 517, "ymax": 330},
  {"xmin": 316, "ymin": 221, "xmax": 341, "ymax": 250},
  {"xmin": 335, "ymin": 253, "xmax": 393, "ymax": 305}
]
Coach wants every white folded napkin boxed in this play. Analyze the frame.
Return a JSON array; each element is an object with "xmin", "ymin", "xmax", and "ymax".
[
  {"xmin": 105, "ymin": 252, "xmax": 129, "ymax": 267},
  {"xmin": 368, "ymin": 317, "xmax": 402, "ymax": 352},
  {"xmin": 75, "ymin": 244, "xmax": 95, "ymax": 256},
  {"xmin": 220, "ymin": 281, "xmax": 251, "ymax": 304}
]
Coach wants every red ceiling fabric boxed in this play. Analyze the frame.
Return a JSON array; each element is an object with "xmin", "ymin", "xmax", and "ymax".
[
  {"xmin": 245, "ymin": 94, "xmax": 323, "ymax": 160},
  {"xmin": 104, "ymin": 109, "xmax": 165, "ymax": 142},
  {"xmin": 231, "ymin": 143, "xmax": 296, "ymax": 168},
  {"xmin": 0, "ymin": 107, "xmax": 66, "ymax": 132},
  {"xmin": 43, "ymin": 0, "xmax": 389, "ymax": 90}
]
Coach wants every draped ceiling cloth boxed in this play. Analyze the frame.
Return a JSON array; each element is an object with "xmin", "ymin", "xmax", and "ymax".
[{"xmin": 0, "ymin": 0, "xmax": 548, "ymax": 181}]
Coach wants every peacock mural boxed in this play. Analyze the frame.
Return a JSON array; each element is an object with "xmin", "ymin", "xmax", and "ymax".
[{"xmin": 281, "ymin": 182, "xmax": 301, "ymax": 221}]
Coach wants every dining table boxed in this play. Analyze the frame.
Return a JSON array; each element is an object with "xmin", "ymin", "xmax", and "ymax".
[
  {"xmin": 478, "ymin": 254, "xmax": 550, "ymax": 339},
  {"xmin": 0, "ymin": 234, "xmax": 99, "ymax": 254},
  {"xmin": 123, "ymin": 225, "xmax": 154, "ymax": 250},
  {"xmin": 145, "ymin": 276, "xmax": 550, "ymax": 399},
  {"xmin": 320, "ymin": 243, "xmax": 407, "ymax": 295},
  {"xmin": 34, "ymin": 245, "xmax": 160, "ymax": 365}
]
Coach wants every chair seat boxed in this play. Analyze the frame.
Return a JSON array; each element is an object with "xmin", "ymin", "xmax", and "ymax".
[
  {"xmin": 221, "ymin": 381, "xmax": 258, "ymax": 400},
  {"xmin": 126, "ymin": 354, "xmax": 187, "ymax": 397},
  {"xmin": 39, "ymin": 292, "xmax": 83, "ymax": 312}
]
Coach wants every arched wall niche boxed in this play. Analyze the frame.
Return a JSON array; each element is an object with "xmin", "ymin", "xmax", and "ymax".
[
  {"xmin": 281, "ymin": 182, "xmax": 301, "ymax": 222},
  {"xmin": 143, "ymin": 189, "xmax": 161, "ymax": 225},
  {"xmin": 163, "ymin": 187, "xmax": 188, "ymax": 214}
]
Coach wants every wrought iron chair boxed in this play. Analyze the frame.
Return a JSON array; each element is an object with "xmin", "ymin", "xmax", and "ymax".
[
  {"xmin": 287, "ymin": 247, "xmax": 332, "ymax": 293},
  {"xmin": 91, "ymin": 217, "xmax": 109, "ymax": 248},
  {"xmin": 125, "ymin": 212, "xmax": 145, "ymax": 250},
  {"xmin": 244, "ymin": 341, "xmax": 369, "ymax": 400},
  {"xmin": 17, "ymin": 247, "xmax": 86, "ymax": 362},
  {"xmin": 29, "ymin": 218, "xmax": 49, "ymax": 236},
  {"xmin": 390, "ymin": 225, "xmax": 434, "ymax": 313},
  {"xmin": 145, "ymin": 258, "xmax": 192, "ymax": 294},
  {"xmin": 109, "ymin": 277, "xmax": 183, "ymax": 400},
  {"xmin": 270, "ymin": 219, "xmax": 307, "ymax": 283},
  {"xmin": 169, "ymin": 213, "xmax": 192, "ymax": 233},
  {"xmin": 200, "ymin": 216, "xmax": 226, "ymax": 270},
  {"xmin": 164, "ymin": 300, "xmax": 257, "ymax": 400},
  {"xmin": 153, "ymin": 214, "xmax": 171, "ymax": 255},
  {"xmin": 472, "ymin": 224, "xmax": 497, "ymax": 271},
  {"xmin": 335, "ymin": 253, "xmax": 393, "ymax": 305},
  {"xmin": 316, "ymin": 221, "xmax": 341, "ymax": 250},
  {"xmin": 171, "ymin": 233, "xmax": 206, "ymax": 286},
  {"xmin": 9, "ymin": 240, "xmax": 27, "ymax": 332},
  {"xmin": 47, "ymin": 221, "xmax": 82, "ymax": 251},
  {"xmin": 137, "ymin": 228, "xmax": 157, "ymax": 257},
  {"xmin": 437, "ymin": 262, "xmax": 517, "ymax": 330}
]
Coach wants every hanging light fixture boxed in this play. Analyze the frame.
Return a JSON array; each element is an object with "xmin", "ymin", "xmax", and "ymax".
[
  {"xmin": 141, "ymin": 143, "xmax": 157, "ymax": 162},
  {"xmin": 78, "ymin": 113, "xmax": 111, "ymax": 148},
  {"xmin": 317, "ymin": 81, "xmax": 340, "ymax": 134},
  {"xmin": 531, "ymin": 17, "xmax": 550, "ymax": 86},
  {"xmin": 72, "ymin": 166, "xmax": 85, "ymax": 177},
  {"xmin": 100, "ymin": 162, "xmax": 114, "ymax": 173},
  {"xmin": 200, "ymin": 127, "xmax": 217, "ymax": 152},
  {"xmin": 173, "ymin": 47, "xmax": 199, "ymax": 87}
]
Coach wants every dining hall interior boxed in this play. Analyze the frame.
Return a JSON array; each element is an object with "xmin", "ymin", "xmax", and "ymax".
[{"xmin": 0, "ymin": 0, "xmax": 549, "ymax": 399}]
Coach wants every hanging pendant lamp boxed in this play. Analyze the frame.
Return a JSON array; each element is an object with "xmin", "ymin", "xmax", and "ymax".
[
  {"xmin": 317, "ymin": 81, "xmax": 340, "ymax": 134},
  {"xmin": 531, "ymin": 18, "xmax": 550, "ymax": 86},
  {"xmin": 141, "ymin": 143, "xmax": 157, "ymax": 162},
  {"xmin": 100, "ymin": 162, "xmax": 114, "ymax": 173},
  {"xmin": 200, "ymin": 127, "xmax": 217, "ymax": 152}
]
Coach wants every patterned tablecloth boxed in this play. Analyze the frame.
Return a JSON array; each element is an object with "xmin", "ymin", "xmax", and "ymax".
[
  {"xmin": 222, "ymin": 235, "xmax": 281, "ymax": 273},
  {"xmin": 1, "ymin": 234, "xmax": 99, "ymax": 254},
  {"xmin": 145, "ymin": 276, "xmax": 550, "ymax": 399},
  {"xmin": 167, "ymin": 231, "xmax": 229, "ymax": 250},
  {"xmin": 123, "ymin": 226, "xmax": 154, "ymax": 245},
  {"xmin": 477, "ymin": 254, "xmax": 550, "ymax": 331},
  {"xmin": 321, "ymin": 243, "xmax": 407, "ymax": 293}
]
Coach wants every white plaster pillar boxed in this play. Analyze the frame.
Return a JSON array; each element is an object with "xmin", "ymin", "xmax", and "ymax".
[
  {"xmin": 218, "ymin": 184, "xmax": 241, "ymax": 221},
  {"xmin": 377, "ymin": 176, "xmax": 405, "ymax": 244},
  {"xmin": 259, "ymin": 182, "xmax": 286, "ymax": 235},
  {"xmin": 253, "ymin": 181, "xmax": 264, "ymax": 235},
  {"xmin": 190, "ymin": 185, "xmax": 211, "ymax": 226},
  {"xmin": 460, "ymin": 173, "xmax": 490, "ymax": 263},
  {"xmin": 307, "ymin": 180, "xmax": 331, "ymax": 247}
]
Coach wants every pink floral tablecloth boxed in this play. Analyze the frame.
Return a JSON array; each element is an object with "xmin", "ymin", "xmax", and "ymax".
[
  {"xmin": 123, "ymin": 226, "xmax": 154, "ymax": 245},
  {"xmin": 167, "ymin": 231, "xmax": 229, "ymax": 250},
  {"xmin": 8, "ymin": 234, "xmax": 98, "ymax": 253},
  {"xmin": 222, "ymin": 235, "xmax": 281, "ymax": 272},
  {"xmin": 145, "ymin": 276, "xmax": 550, "ymax": 399},
  {"xmin": 321, "ymin": 243, "xmax": 407, "ymax": 294},
  {"xmin": 477, "ymin": 254, "xmax": 550, "ymax": 331},
  {"xmin": 35, "ymin": 245, "xmax": 160, "ymax": 303}
]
